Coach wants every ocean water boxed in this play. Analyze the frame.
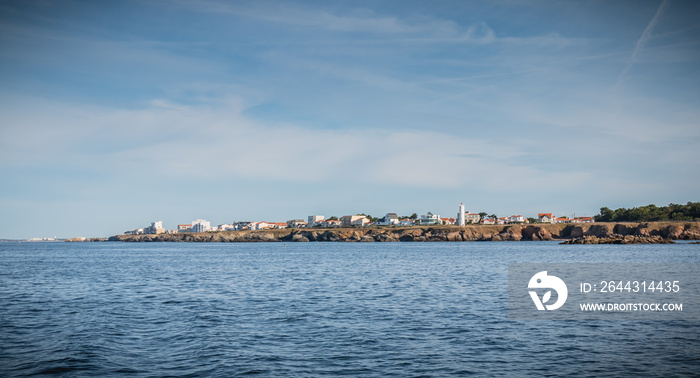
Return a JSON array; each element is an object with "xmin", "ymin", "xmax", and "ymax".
[{"xmin": 0, "ymin": 241, "xmax": 698, "ymax": 377}]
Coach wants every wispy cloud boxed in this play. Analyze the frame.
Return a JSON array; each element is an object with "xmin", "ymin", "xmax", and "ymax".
[
  {"xmin": 184, "ymin": 0, "xmax": 414, "ymax": 33},
  {"xmin": 0, "ymin": 94, "xmax": 593, "ymax": 192},
  {"xmin": 182, "ymin": 1, "xmax": 580, "ymax": 47},
  {"xmin": 617, "ymin": 0, "xmax": 670, "ymax": 86}
]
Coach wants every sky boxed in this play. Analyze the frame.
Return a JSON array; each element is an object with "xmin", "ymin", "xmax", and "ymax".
[{"xmin": 1, "ymin": 0, "xmax": 699, "ymax": 239}]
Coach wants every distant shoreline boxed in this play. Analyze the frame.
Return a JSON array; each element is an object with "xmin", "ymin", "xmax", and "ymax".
[{"xmin": 104, "ymin": 222, "xmax": 700, "ymax": 243}]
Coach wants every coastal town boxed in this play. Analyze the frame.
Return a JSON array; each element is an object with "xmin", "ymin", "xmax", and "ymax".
[{"xmin": 124, "ymin": 203, "xmax": 595, "ymax": 236}]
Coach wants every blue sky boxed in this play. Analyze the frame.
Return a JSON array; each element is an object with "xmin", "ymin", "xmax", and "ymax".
[{"xmin": 1, "ymin": 0, "xmax": 699, "ymax": 238}]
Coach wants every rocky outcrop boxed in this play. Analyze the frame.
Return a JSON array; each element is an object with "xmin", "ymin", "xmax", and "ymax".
[
  {"xmin": 108, "ymin": 222, "xmax": 700, "ymax": 243},
  {"xmin": 521, "ymin": 226, "xmax": 553, "ymax": 241},
  {"xmin": 560, "ymin": 222, "xmax": 699, "ymax": 240},
  {"xmin": 662, "ymin": 224, "xmax": 684, "ymax": 239},
  {"xmin": 569, "ymin": 226, "xmax": 584, "ymax": 238},
  {"xmin": 613, "ymin": 224, "xmax": 636, "ymax": 236},
  {"xmin": 491, "ymin": 226, "xmax": 523, "ymax": 241},
  {"xmin": 584, "ymin": 224, "xmax": 615, "ymax": 238},
  {"xmin": 561, "ymin": 235, "xmax": 675, "ymax": 244},
  {"xmin": 661, "ymin": 223, "xmax": 700, "ymax": 240},
  {"xmin": 634, "ymin": 223, "xmax": 661, "ymax": 237}
]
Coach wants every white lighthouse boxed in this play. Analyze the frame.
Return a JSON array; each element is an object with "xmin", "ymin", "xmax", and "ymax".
[{"xmin": 457, "ymin": 202, "xmax": 465, "ymax": 226}]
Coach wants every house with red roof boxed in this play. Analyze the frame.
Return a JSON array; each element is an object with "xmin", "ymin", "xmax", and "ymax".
[
  {"xmin": 321, "ymin": 219, "xmax": 341, "ymax": 227},
  {"xmin": 508, "ymin": 215, "xmax": 525, "ymax": 223},
  {"xmin": 399, "ymin": 218, "xmax": 415, "ymax": 226},
  {"xmin": 538, "ymin": 213, "xmax": 554, "ymax": 223}
]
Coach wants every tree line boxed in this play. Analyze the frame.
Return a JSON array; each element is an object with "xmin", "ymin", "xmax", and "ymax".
[{"xmin": 595, "ymin": 202, "xmax": 700, "ymax": 222}]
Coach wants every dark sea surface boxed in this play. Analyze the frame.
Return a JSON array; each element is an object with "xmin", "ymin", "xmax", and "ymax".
[{"xmin": 1, "ymin": 241, "xmax": 698, "ymax": 377}]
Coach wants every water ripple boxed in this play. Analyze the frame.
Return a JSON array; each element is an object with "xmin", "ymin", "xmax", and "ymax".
[{"xmin": 0, "ymin": 242, "xmax": 698, "ymax": 376}]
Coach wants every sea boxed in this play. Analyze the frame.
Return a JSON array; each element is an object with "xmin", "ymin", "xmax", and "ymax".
[{"xmin": 0, "ymin": 241, "xmax": 698, "ymax": 377}]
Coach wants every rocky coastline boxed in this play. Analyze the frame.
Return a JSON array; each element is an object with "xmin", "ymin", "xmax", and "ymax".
[
  {"xmin": 107, "ymin": 222, "xmax": 700, "ymax": 243},
  {"xmin": 560, "ymin": 235, "xmax": 675, "ymax": 244}
]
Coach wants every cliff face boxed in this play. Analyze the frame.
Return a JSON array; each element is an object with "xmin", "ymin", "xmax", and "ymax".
[{"xmin": 108, "ymin": 222, "xmax": 700, "ymax": 242}]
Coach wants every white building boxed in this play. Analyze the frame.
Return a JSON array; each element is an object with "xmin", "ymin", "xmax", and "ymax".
[
  {"xmin": 508, "ymin": 215, "xmax": 525, "ymax": 223},
  {"xmin": 250, "ymin": 221, "xmax": 274, "ymax": 230},
  {"xmin": 399, "ymin": 218, "xmax": 415, "ymax": 226},
  {"xmin": 465, "ymin": 212, "xmax": 480, "ymax": 224},
  {"xmin": 376, "ymin": 213, "xmax": 399, "ymax": 226},
  {"xmin": 321, "ymin": 219, "xmax": 341, "ymax": 227},
  {"xmin": 538, "ymin": 213, "xmax": 554, "ymax": 223},
  {"xmin": 308, "ymin": 215, "xmax": 325, "ymax": 227},
  {"xmin": 144, "ymin": 221, "xmax": 165, "ymax": 234},
  {"xmin": 287, "ymin": 219, "xmax": 307, "ymax": 228},
  {"xmin": 340, "ymin": 215, "xmax": 369, "ymax": 227},
  {"xmin": 350, "ymin": 216, "xmax": 370, "ymax": 227},
  {"xmin": 218, "ymin": 224, "xmax": 234, "ymax": 231},
  {"xmin": 418, "ymin": 212, "xmax": 441, "ymax": 225},
  {"xmin": 191, "ymin": 219, "xmax": 211, "ymax": 233},
  {"xmin": 457, "ymin": 203, "xmax": 465, "ymax": 226}
]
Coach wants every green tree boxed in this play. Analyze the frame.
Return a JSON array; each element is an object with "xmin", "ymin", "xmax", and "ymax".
[
  {"xmin": 595, "ymin": 207, "xmax": 614, "ymax": 222},
  {"xmin": 595, "ymin": 202, "xmax": 700, "ymax": 222}
]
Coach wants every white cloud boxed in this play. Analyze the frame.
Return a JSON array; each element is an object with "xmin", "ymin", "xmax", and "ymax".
[{"xmin": 0, "ymin": 94, "xmax": 596, "ymax": 194}]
